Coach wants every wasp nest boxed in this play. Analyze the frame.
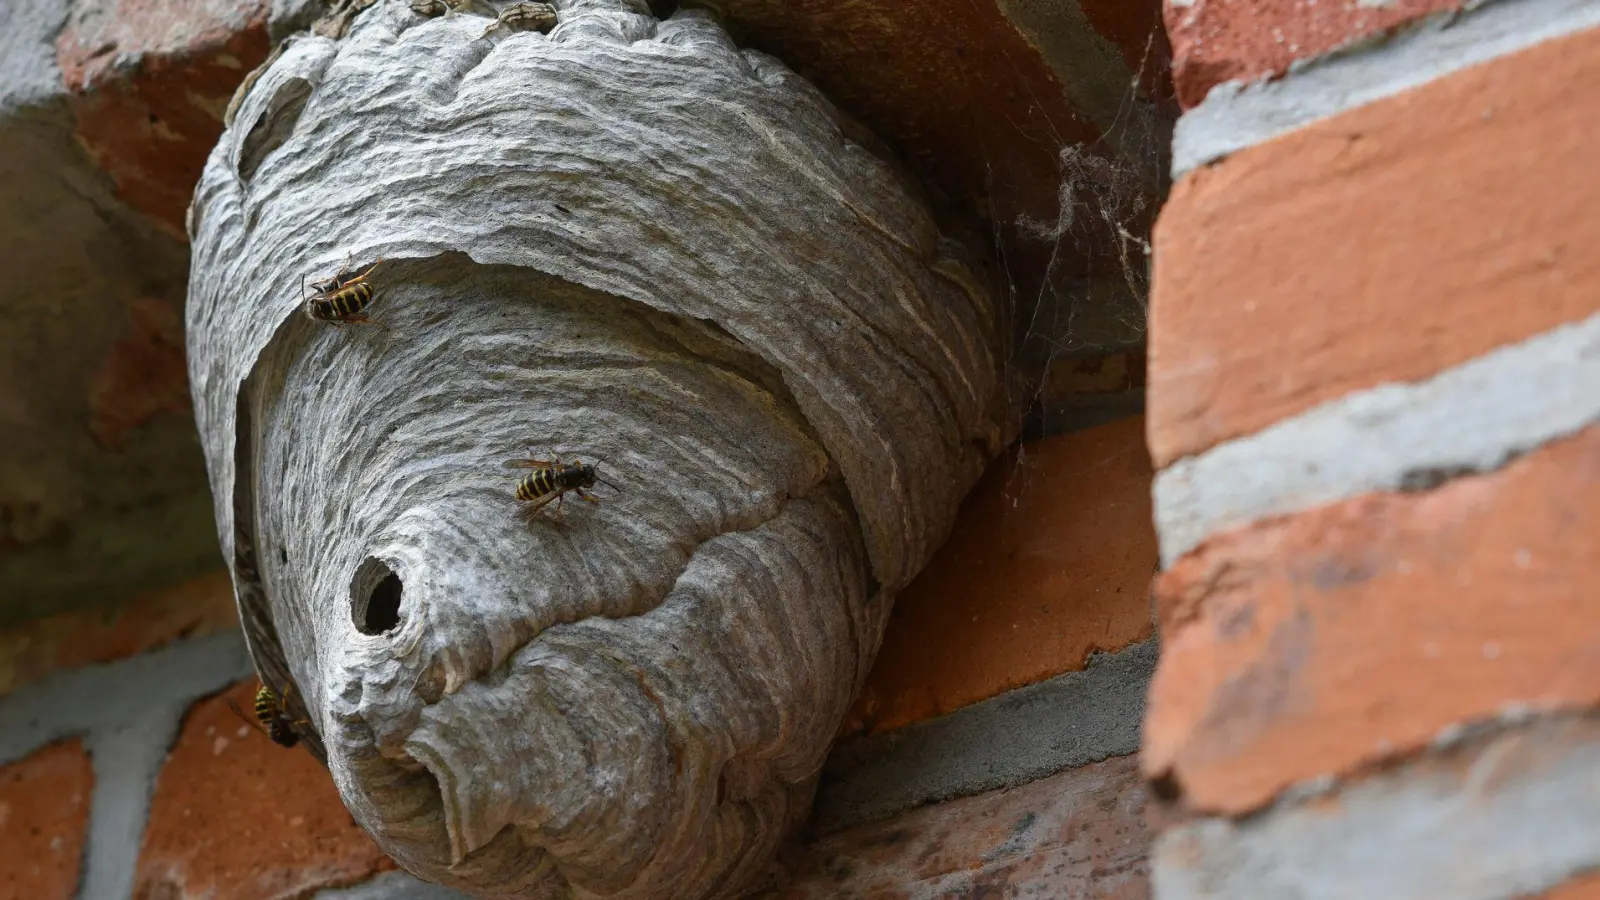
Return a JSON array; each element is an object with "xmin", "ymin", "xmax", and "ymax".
[{"xmin": 187, "ymin": 0, "xmax": 1006, "ymax": 896}]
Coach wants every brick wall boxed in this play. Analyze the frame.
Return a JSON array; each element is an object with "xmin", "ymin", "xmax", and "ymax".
[
  {"xmin": 1145, "ymin": 0, "xmax": 1600, "ymax": 895},
  {"xmin": 5, "ymin": 0, "xmax": 1592, "ymax": 895}
]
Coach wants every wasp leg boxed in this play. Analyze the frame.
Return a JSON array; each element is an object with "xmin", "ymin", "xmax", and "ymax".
[
  {"xmin": 344, "ymin": 314, "xmax": 390, "ymax": 331},
  {"xmin": 347, "ymin": 257, "xmax": 385, "ymax": 286},
  {"xmin": 576, "ymin": 489, "xmax": 600, "ymax": 505}
]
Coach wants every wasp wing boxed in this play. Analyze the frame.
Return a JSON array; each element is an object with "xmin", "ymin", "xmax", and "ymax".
[
  {"xmin": 226, "ymin": 699, "xmax": 271, "ymax": 739},
  {"xmin": 504, "ymin": 458, "xmax": 555, "ymax": 470},
  {"xmin": 517, "ymin": 489, "xmax": 563, "ymax": 519}
]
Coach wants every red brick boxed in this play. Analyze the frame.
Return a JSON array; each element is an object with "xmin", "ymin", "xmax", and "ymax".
[
  {"xmin": 56, "ymin": 0, "xmax": 273, "ymax": 234},
  {"xmin": 1148, "ymin": 24, "xmax": 1600, "ymax": 468},
  {"xmin": 88, "ymin": 296, "xmax": 189, "ymax": 450},
  {"xmin": 1164, "ymin": 0, "xmax": 1465, "ymax": 108},
  {"xmin": 1526, "ymin": 871, "xmax": 1600, "ymax": 900},
  {"xmin": 1144, "ymin": 425, "xmax": 1600, "ymax": 816},
  {"xmin": 134, "ymin": 681, "xmax": 393, "ymax": 900},
  {"xmin": 713, "ymin": 0, "xmax": 1099, "ymax": 242},
  {"xmin": 0, "ymin": 741, "xmax": 93, "ymax": 900},
  {"xmin": 773, "ymin": 755, "xmax": 1150, "ymax": 899},
  {"xmin": 0, "ymin": 571, "xmax": 237, "ymax": 699},
  {"xmin": 843, "ymin": 417, "xmax": 1157, "ymax": 736}
]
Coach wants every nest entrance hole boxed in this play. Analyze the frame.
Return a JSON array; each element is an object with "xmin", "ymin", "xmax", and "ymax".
[{"xmin": 352, "ymin": 557, "xmax": 405, "ymax": 635}]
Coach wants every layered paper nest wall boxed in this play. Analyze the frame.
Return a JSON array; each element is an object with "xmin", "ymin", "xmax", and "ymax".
[{"xmin": 186, "ymin": 1, "xmax": 1007, "ymax": 895}]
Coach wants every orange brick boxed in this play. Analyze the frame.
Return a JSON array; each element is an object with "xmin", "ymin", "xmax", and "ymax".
[
  {"xmin": 0, "ymin": 740, "xmax": 92, "ymax": 900},
  {"xmin": 0, "ymin": 570, "xmax": 238, "ymax": 699},
  {"xmin": 1144, "ymin": 425, "xmax": 1600, "ymax": 816},
  {"xmin": 1148, "ymin": 24, "xmax": 1600, "ymax": 468},
  {"xmin": 1527, "ymin": 870, "xmax": 1600, "ymax": 900},
  {"xmin": 1164, "ymin": 0, "xmax": 1464, "ymax": 108},
  {"xmin": 843, "ymin": 417, "xmax": 1157, "ymax": 736},
  {"xmin": 134, "ymin": 681, "xmax": 393, "ymax": 899}
]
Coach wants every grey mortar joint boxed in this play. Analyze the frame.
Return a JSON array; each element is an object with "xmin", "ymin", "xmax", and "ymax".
[
  {"xmin": 1172, "ymin": 0, "xmax": 1600, "ymax": 178},
  {"xmin": 0, "ymin": 632, "xmax": 255, "ymax": 900},
  {"xmin": 812, "ymin": 637, "xmax": 1158, "ymax": 834},
  {"xmin": 1155, "ymin": 310, "xmax": 1600, "ymax": 564}
]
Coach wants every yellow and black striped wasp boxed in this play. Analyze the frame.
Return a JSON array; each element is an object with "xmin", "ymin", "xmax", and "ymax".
[
  {"xmin": 503, "ymin": 449, "xmax": 619, "ymax": 519},
  {"xmin": 302, "ymin": 256, "xmax": 386, "ymax": 328},
  {"xmin": 227, "ymin": 680, "xmax": 310, "ymax": 749}
]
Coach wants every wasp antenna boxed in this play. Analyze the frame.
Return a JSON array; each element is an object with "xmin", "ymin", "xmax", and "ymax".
[{"xmin": 598, "ymin": 478, "xmax": 622, "ymax": 493}]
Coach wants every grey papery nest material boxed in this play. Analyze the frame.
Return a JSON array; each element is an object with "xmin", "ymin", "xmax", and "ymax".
[{"xmin": 186, "ymin": 0, "xmax": 1008, "ymax": 896}]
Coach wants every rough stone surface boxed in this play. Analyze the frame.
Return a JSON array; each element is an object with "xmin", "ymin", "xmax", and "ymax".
[
  {"xmin": 1163, "ymin": 0, "xmax": 1464, "ymax": 108},
  {"xmin": 1149, "ymin": 22, "xmax": 1600, "ymax": 467},
  {"xmin": 134, "ymin": 679, "xmax": 395, "ymax": 900},
  {"xmin": 817, "ymin": 639, "xmax": 1155, "ymax": 833},
  {"xmin": 1171, "ymin": 0, "xmax": 1600, "ymax": 177},
  {"xmin": 1154, "ymin": 309, "xmax": 1600, "ymax": 564},
  {"xmin": 843, "ymin": 416, "xmax": 1156, "ymax": 736},
  {"xmin": 769, "ymin": 754, "xmax": 1150, "ymax": 900},
  {"xmin": 187, "ymin": 3, "xmax": 1006, "ymax": 896},
  {"xmin": 55, "ymin": 0, "xmax": 274, "ymax": 234},
  {"xmin": 1145, "ymin": 425, "xmax": 1600, "ymax": 816},
  {"xmin": 0, "ymin": 740, "xmax": 92, "ymax": 900},
  {"xmin": 1154, "ymin": 714, "xmax": 1600, "ymax": 900},
  {"xmin": 0, "ymin": 0, "xmax": 218, "ymax": 627},
  {"xmin": 0, "ymin": 569, "xmax": 237, "ymax": 698}
]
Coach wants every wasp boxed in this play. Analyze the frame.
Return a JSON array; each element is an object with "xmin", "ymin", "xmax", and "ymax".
[
  {"xmin": 481, "ymin": 2, "xmax": 557, "ymax": 38},
  {"xmin": 303, "ymin": 256, "xmax": 386, "ymax": 328},
  {"xmin": 227, "ymin": 681, "xmax": 309, "ymax": 749},
  {"xmin": 411, "ymin": 0, "xmax": 493, "ymax": 17},
  {"xmin": 504, "ymin": 449, "xmax": 619, "ymax": 518}
]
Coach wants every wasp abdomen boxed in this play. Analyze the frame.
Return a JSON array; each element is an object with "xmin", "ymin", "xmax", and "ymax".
[
  {"xmin": 253, "ymin": 683, "xmax": 301, "ymax": 748},
  {"xmin": 303, "ymin": 258, "xmax": 383, "ymax": 326},
  {"xmin": 515, "ymin": 467, "xmax": 571, "ymax": 502}
]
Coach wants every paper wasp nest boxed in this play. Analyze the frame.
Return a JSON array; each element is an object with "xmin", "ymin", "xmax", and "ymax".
[{"xmin": 186, "ymin": 0, "xmax": 1006, "ymax": 896}]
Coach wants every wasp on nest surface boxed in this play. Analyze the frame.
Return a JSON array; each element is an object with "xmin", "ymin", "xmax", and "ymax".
[
  {"xmin": 303, "ymin": 256, "xmax": 387, "ymax": 328},
  {"xmin": 504, "ymin": 448, "xmax": 620, "ymax": 519}
]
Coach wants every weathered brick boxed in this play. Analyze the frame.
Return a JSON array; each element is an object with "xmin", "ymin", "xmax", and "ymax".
[
  {"xmin": 134, "ymin": 680, "xmax": 394, "ymax": 900},
  {"xmin": 1145, "ymin": 425, "xmax": 1600, "ymax": 816},
  {"xmin": 771, "ymin": 754, "xmax": 1149, "ymax": 899},
  {"xmin": 88, "ymin": 296, "xmax": 189, "ymax": 450},
  {"xmin": 0, "ymin": 570, "xmax": 237, "ymax": 699},
  {"xmin": 0, "ymin": 740, "xmax": 93, "ymax": 900},
  {"xmin": 1528, "ymin": 870, "xmax": 1600, "ymax": 900},
  {"xmin": 715, "ymin": 0, "xmax": 1099, "ymax": 228},
  {"xmin": 1164, "ymin": 0, "xmax": 1464, "ymax": 108},
  {"xmin": 1148, "ymin": 23, "xmax": 1600, "ymax": 468},
  {"xmin": 1153, "ymin": 714, "xmax": 1600, "ymax": 899},
  {"xmin": 56, "ymin": 0, "xmax": 273, "ymax": 233},
  {"xmin": 843, "ymin": 417, "xmax": 1156, "ymax": 736}
]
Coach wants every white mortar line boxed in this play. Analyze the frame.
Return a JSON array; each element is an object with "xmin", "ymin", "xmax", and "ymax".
[
  {"xmin": 1172, "ymin": 0, "xmax": 1600, "ymax": 178},
  {"xmin": 0, "ymin": 632, "xmax": 254, "ymax": 900},
  {"xmin": 1153, "ymin": 714, "xmax": 1600, "ymax": 900},
  {"xmin": 1155, "ymin": 311, "xmax": 1600, "ymax": 565}
]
